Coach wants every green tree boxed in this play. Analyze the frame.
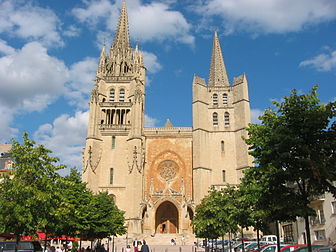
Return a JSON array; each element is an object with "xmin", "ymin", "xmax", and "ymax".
[
  {"xmin": 245, "ymin": 86, "xmax": 336, "ymax": 252},
  {"xmin": 57, "ymin": 168, "xmax": 94, "ymax": 239},
  {"xmin": 0, "ymin": 133, "xmax": 65, "ymax": 251},
  {"xmin": 86, "ymin": 192, "xmax": 126, "ymax": 239},
  {"xmin": 192, "ymin": 187, "xmax": 239, "ymax": 247}
]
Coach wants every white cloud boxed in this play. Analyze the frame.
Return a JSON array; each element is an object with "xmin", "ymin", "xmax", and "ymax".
[
  {"xmin": 0, "ymin": 42, "xmax": 68, "ymax": 111},
  {"xmin": 63, "ymin": 25, "xmax": 81, "ymax": 37},
  {"xmin": 0, "ymin": 39, "xmax": 15, "ymax": 55},
  {"xmin": 33, "ymin": 111, "xmax": 89, "ymax": 173},
  {"xmin": 0, "ymin": 106, "xmax": 18, "ymax": 143},
  {"xmin": 0, "ymin": 41, "xmax": 96, "ymax": 145},
  {"xmin": 128, "ymin": 2, "xmax": 195, "ymax": 45},
  {"xmin": 195, "ymin": 0, "xmax": 336, "ymax": 34},
  {"xmin": 299, "ymin": 49, "xmax": 336, "ymax": 72},
  {"xmin": 72, "ymin": 0, "xmax": 194, "ymax": 45},
  {"xmin": 142, "ymin": 51, "xmax": 162, "ymax": 73},
  {"xmin": 144, "ymin": 114, "xmax": 159, "ymax": 127},
  {"xmin": 0, "ymin": 0, "xmax": 63, "ymax": 47},
  {"xmin": 250, "ymin": 108, "xmax": 263, "ymax": 124},
  {"xmin": 66, "ymin": 57, "xmax": 97, "ymax": 108}
]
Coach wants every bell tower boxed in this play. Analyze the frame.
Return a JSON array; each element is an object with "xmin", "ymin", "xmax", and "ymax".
[
  {"xmin": 192, "ymin": 32, "xmax": 252, "ymax": 204},
  {"xmin": 83, "ymin": 0, "xmax": 147, "ymax": 234}
]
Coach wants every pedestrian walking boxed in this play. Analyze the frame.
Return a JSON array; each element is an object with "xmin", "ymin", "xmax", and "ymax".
[
  {"xmin": 137, "ymin": 241, "xmax": 142, "ymax": 252},
  {"xmin": 140, "ymin": 241, "xmax": 149, "ymax": 252}
]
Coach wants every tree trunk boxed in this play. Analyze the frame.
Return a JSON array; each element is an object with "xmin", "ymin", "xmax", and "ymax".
[
  {"xmin": 229, "ymin": 233, "xmax": 232, "ymax": 252},
  {"xmin": 15, "ymin": 234, "xmax": 20, "ymax": 252},
  {"xmin": 44, "ymin": 236, "xmax": 48, "ymax": 252},
  {"xmin": 257, "ymin": 229, "xmax": 260, "ymax": 250},
  {"xmin": 241, "ymin": 228, "xmax": 244, "ymax": 252},
  {"xmin": 222, "ymin": 235, "xmax": 225, "ymax": 252},
  {"xmin": 304, "ymin": 214, "xmax": 312, "ymax": 252},
  {"xmin": 275, "ymin": 221, "xmax": 280, "ymax": 252}
]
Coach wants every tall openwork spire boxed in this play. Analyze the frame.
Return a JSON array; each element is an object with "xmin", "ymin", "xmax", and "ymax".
[
  {"xmin": 208, "ymin": 32, "xmax": 229, "ymax": 87},
  {"xmin": 112, "ymin": 1, "xmax": 131, "ymax": 51}
]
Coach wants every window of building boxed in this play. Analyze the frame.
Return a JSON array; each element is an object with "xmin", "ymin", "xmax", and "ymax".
[
  {"xmin": 109, "ymin": 89, "xmax": 115, "ymax": 102},
  {"xmin": 110, "ymin": 168, "xmax": 114, "ymax": 184},
  {"xmin": 5, "ymin": 160, "xmax": 13, "ymax": 169},
  {"xmin": 213, "ymin": 93, "xmax": 218, "ymax": 105},
  {"xmin": 223, "ymin": 94, "xmax": 228, "ymax": 105},
  {"xmin": 317, "ymin": 206, "xmax": 326, "ymax": 224},
  {"xmin": 109, "ymin": 194, "xmax": 116, "ymax": 203},
  {"xmin": 213, "ymin": 112, "xmax": 218, "ymax": 126},
  {"xmin": 224, "ymin": 112, "xmax": 230, "ymax": 126},
  {"xmin": 222, "ymin": 170, "xmax": 226, "ymax": 182},
  {"xmin": 221, "ymin": 141, "xmax": 225, "ymax": 152},
  {"xmin": 112, "ymin": 136, "xmax": 116, "ymax": 149},
  {"xmin": 283, "ymin": 224, "xmax": 294, "ymax": 243},
  {"xmin": 119, "ymin": 89, "xmax": 125, "ymax": 102},
  {"xmin": 331, "ymin": 201, "xmax": 336, "ymax": 214},
  {"xmin": 314, "ymin": 230, "xmax": 326, "ymax": 241}
]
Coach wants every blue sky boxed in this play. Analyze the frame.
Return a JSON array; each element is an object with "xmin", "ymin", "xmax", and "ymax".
[{"xmin": 0, "ymin": 0, "xmax": 335, "ymax": 172}]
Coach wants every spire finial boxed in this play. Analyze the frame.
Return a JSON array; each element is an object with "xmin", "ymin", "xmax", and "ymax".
[
  {"xmin": 208, "ymin": 31, "xmax": 229, "ymax": 87},
  {"xmin": 112, "ymin": 0, "xmax": 130, "ymax": 50}
]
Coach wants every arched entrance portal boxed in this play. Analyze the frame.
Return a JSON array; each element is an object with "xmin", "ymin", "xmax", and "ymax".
[{"xmin": 155, "ymin": 201, "xmax": 178, "ymax": 234}]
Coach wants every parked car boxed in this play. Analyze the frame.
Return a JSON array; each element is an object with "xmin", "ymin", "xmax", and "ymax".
[
  {"xmin": 260, "ymin": 244, "xmax": 288, "ymax": 252},
  {"xmin": 0, "ymin": 241, "xmax": 42, "ymax": 252},
  {"xmin": 247, "ymin": 242, "xmax": 275, "ymax": 252},
  {"xmin": 292, "ymin": 246, "xmax": 328, "ymax": 252},
  {"xmin": 261, "ymin": 236, "xmax": 277, "ymax": 244},
  {"xmin": 280, "ymin": 245, "xmax": 306, "ymax": 252}
]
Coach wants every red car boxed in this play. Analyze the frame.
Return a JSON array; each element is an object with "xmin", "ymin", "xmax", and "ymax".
[{"xmin": 281, "ymin": 245, "xmax": 307, "ymax": 252}]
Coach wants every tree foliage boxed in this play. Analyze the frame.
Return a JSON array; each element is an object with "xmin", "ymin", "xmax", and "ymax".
[
  {"xmin": 0, "ymin": 133, "xmax": 126, "ymax": 241},
  {"xmin": 244, "ymin": 86, "xmax": 336, "ymax": 249},
  {"xmin": 192, "ymin": 187, "xmax": 239, "ymax": 239},
  {"xmin": 0, "ymin": 132, "xmax": 64, "ymax": 239}
]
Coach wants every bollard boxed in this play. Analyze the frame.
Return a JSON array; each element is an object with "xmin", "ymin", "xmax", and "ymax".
[{"xmin": 179, "ymin": 247, "xmax": 182, "ymax": 252}]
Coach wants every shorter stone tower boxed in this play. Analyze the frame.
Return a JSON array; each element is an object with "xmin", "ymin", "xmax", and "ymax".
[{"xmin": 192, "ymin": 32, "xmax": 253, "ymax": 204}]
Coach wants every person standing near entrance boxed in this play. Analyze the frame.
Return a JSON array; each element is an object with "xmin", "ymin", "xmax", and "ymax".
[{"xmin": 141, "ymin": 241, "xmax": 149, "ymax": 252}]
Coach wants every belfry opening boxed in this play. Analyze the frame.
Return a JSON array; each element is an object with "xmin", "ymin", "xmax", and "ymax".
[{"xmin": 155, "ymin": 201, "xmax": 178, "ymax": 234}]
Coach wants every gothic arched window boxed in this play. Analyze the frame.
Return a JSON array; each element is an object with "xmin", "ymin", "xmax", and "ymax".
[
  {"xmin": 119, "ymin": 89, "xmax": 125, "ymax": 102},
  {"xmin": 224, "ymin": 112, "xmax": 230, "ymax": 126},
  {"xmin": 213, "ymin": 112, "xmax": 218, "ymax": 126},
  {"xmin": 109, "ymin": 89, "xmax": 115, "ymax": 102},
  {"xmin": 213, "ymin": 93, "xmax": 218, "ymax": 105},
  {"xmin": 110, "ymin": 168, "xmax": 114, "ymax": 184},
  {"xmin": 223, "ymin": 94, "xmax": 228, "ymax": 105},
  {"xmin": 112, "ymin": 136, "xmax": 116, "ymax": 149}
]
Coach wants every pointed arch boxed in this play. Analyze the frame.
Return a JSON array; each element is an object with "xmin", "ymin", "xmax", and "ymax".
[
  {"xmin": 223, "ymin": 93, "xmax": 228, "ymax": 105},
  {"xmin": 213, "ymin": 93, "xmax": 218, "ymax": 105},
  {"xmin": 155, "ymin": 201, "xmax": 178, "ymax": 234},
  {"xmin": 224, "ymin": 112, "xmax": 230, "ymax": 126},
  {"xmin": 109, "ymin": 89, "xmax": 115, "ymax": 102},
  {"xmin": 213, "ymin": 112, "xmax": 218, "ymax": 126},
  {"xmin": 119, "ymin": 89, "xmax": 125, "ymax": 102}
]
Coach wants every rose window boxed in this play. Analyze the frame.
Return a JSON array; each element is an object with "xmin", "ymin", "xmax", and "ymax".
[{"xmin": 158, "ymin": 160, "xmax": 178, "ymax": 181}]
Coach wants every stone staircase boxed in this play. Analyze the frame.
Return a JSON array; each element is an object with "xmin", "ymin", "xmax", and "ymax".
[{"xmin": 111, "ymin": 233, "xmax": 197, "ymax": 249}]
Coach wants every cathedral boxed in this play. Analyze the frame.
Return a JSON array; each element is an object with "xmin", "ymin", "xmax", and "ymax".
[{"xmin": 83, "ymin": 1, "xmax": 252, "ymax": 240}]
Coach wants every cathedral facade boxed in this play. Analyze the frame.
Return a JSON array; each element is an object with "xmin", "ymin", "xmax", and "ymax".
[{"xmin": 83, "ymin": 1, "xmax": 252, "ymax": 238}]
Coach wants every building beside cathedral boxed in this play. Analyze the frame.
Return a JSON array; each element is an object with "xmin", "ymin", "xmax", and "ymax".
[{"xmin": 83, "ymin": 1, "xmax": 252, "ymax": 240}]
